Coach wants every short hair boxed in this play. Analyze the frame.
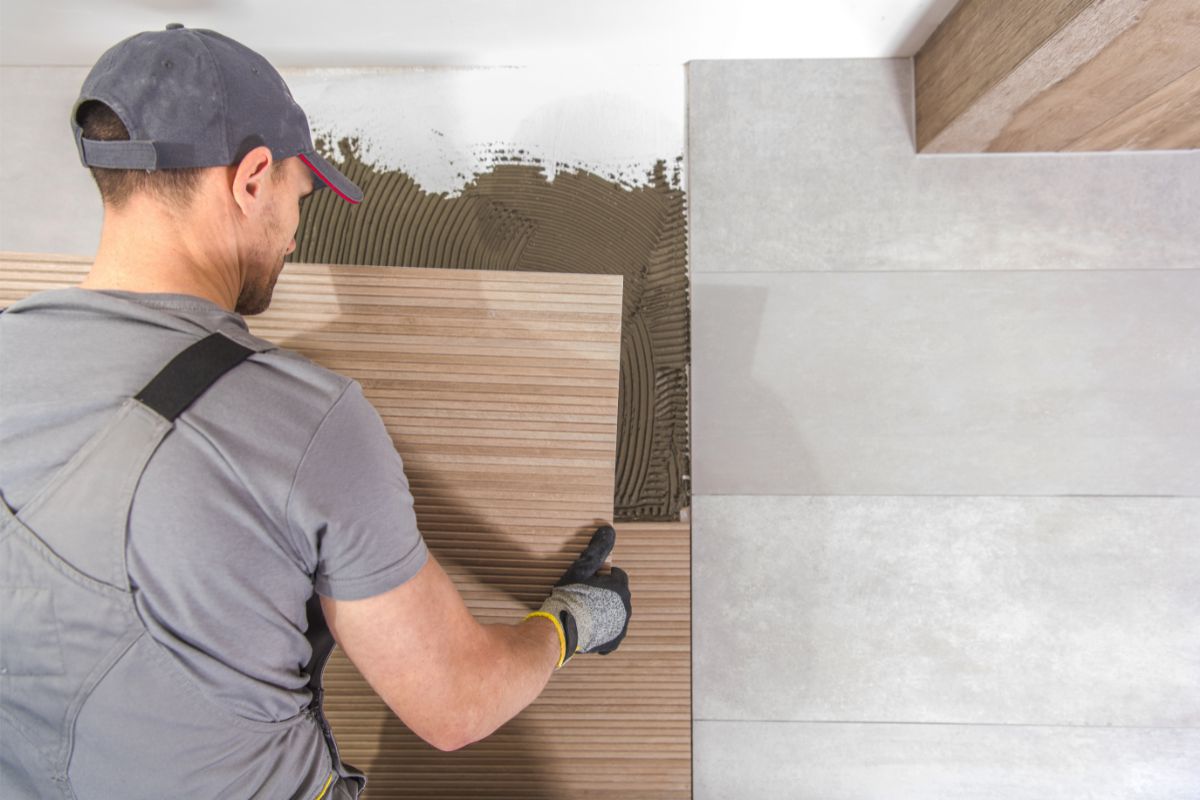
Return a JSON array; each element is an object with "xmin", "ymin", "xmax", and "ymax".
[
  {"xmin": 75, "ymin": 101, "xmax": 285, "ymax": 211},
  {"xmin": 76, "ymin": 100, "xmax": 206, "ymax": 210}
]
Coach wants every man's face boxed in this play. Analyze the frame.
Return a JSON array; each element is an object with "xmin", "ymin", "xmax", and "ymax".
[{"xmin": 236, "ymin": 156, "xmax": 315, "ymax": 316}]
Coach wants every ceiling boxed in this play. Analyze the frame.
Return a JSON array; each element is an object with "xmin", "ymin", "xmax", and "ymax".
[{"xmin": 0, "ymin": 0, "xmax": 959, "ymax": 67}]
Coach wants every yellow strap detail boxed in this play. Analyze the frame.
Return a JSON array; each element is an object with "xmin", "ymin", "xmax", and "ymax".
[
  {"xmin": 524, "ymin": 611, "xmax": 567, "ymax": 668},
  {"xmin": 312, "ymin": 771, "xmax": 335, "ymax": 800}
]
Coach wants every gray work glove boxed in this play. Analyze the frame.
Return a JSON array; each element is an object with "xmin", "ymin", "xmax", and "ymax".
[{"xmin": 526, "ymin": 525, "xmax": 632, "ymax": 668}]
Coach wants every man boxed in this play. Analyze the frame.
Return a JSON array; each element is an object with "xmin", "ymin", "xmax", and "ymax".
[{"xmin": 0, "ymin": 25, "xmax": 631, "ymax": 799}]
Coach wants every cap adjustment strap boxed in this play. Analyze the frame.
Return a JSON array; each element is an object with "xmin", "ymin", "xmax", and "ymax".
[{"xmin": 79, "ymin": 137, "xmax": 159, "ymax": 170}]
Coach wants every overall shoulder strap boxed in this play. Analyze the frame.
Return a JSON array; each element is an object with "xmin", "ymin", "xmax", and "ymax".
[
  {"xmin": 136, "ymin": 332, "xmax": 255, "ymax": 421},
  {"xmin": 8, "ymin": 333, "xmax": 258, "ymax": 590}
]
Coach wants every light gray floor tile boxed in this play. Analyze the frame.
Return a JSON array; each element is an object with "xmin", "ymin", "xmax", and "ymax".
[
  {"xmin": 687, "ymin": 59, "xmax": 1200, "ymax": 273},
  {"xmin": 694, "ymin": 720, "xmax": 1200, "ymax": 800},
  {"xmin": 692, "ymin": 270, "xmax": 1200, "ymax": 496},
  {"xmin": 692, "ymin": 495, "xmax": 1200, "ymax": 726}
]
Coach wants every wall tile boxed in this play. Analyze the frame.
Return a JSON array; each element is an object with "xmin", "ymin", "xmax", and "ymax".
[
  {"xmin": 695, "ymin": 720, "xmax": 1200, "ymax": 800},
  {"xmin": 688, "ymin": 59, "xmax": 1200, "ymax": 273},
  {"xmin": 0, "ymin": 67, "xmax": 98, "ymax": 256},
  {"xmin": 693, "ymin": 495, "xmax": 1200, "ymax": 726},
  {"xmin": 693, "ymin": 270, "xmax": 1200, "ymax": 496}
]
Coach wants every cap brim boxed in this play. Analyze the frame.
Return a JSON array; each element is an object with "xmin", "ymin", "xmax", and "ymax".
[{"xmin": 298, "ymin": 151, "xmax": 363, "ymax": 205}]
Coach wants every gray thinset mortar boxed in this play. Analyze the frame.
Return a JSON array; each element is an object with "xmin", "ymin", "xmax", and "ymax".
[{"xmin": 290, "ymin": 138, "xmax": 690, "ymax": 521}]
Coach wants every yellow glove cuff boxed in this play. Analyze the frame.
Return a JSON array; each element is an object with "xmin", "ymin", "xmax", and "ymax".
[{"xmin": 524, "ymin": 611, "xmax": 567, "ymax": 669}]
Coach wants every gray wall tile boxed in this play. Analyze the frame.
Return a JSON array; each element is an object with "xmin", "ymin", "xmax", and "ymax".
[
  {"xmin": 687, "ymin": 59, "xmax": 1200, "ymax": 273},
  {"xmin": 693, "ymin": 495, "xmax": 1200, "ymax": 726},
  {"xmin": 694, "ymin": 720, "xmax": 1200, "ymax": 800},
  {"xmin": 692, "ymin": 270, "xmax": 1200, "ymax": 496},
  {"xmin": 0, "ymin": 67, "xmax": 99, "ymax": 256}
]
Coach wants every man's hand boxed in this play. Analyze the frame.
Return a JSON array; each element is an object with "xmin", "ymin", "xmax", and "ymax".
[{"xmin": 527, "ymin": 525, "xmax": 632, "ymax": 668}]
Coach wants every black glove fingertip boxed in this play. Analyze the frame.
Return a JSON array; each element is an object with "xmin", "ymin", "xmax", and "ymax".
[
  {"xmin": 589, "ymin": 525, "xmax": 616, "ymax": 559},
  {"xmin": 557, "ymin": 524, "xmax": 617, "ymax": 586}
]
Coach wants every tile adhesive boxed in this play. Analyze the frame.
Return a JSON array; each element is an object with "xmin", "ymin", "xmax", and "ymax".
[{"xmin": 290, "ymin": 138, "xmax": 690, "ymax": 521}]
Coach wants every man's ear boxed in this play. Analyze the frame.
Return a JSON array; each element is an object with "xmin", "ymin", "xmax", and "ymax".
[{"xmin": 230, "ymin": 145, "xmax": 274, "ymax": 216}]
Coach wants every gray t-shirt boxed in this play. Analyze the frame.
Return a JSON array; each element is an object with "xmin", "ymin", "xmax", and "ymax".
[{"xmin": 0, "ymin": 288, "xmax": 427, "ymax": 722}]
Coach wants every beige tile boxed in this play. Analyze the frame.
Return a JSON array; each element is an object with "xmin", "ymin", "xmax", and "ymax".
[
  {"xmin": 695, "ymin": 721, "xmax": 1200, "ymax": 800},
  {"xmin": 693, "ymin": 270, "xmax": 1200, "ymax": 496},
  {"xmin": 0, "ymin": 67, "xmax": 97, "ymax": 256},
  {"xmin": 693, "ymin": 495, "xmax": 1200, "ymax": 726},
  {"xmin": 688, "ymin": 59, "xmax": 1200, "ymax": 273}
]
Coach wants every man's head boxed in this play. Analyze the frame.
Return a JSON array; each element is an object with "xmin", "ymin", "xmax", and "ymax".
[
  {"xmin": 72, "ymin": 25, "xmax": 361, "ymax": 314},
  {"xmin": 224, "ymin": 143, "xmax": 317, "ymax": 316}
]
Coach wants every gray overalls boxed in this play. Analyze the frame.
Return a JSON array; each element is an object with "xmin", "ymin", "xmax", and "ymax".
[{"xmin": 1, "ymin": 333, "xmax": 365, "ymax": 798}]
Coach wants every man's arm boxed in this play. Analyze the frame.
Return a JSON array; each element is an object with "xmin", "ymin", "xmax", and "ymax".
[{"xmin": 320, "ymin": 553, "xmax": 561, "ymax": 752}]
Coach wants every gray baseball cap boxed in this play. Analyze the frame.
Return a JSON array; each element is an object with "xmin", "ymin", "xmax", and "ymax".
[{"xmin": 71, "ymin": 23, "xmax": 363, "ymax": 204}]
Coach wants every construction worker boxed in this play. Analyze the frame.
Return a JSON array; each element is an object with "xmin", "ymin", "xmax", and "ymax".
[{"xmin": 0, "ymin": 25, "xmax": 631, "ymax": 798}]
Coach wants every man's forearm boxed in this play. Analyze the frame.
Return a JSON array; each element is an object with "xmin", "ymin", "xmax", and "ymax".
[{"xmin": 450, "ymin": 616, "xmax": 560, "ymax": 749}]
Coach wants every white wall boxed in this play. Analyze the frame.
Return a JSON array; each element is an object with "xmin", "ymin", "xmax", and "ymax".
[
  {"xmin": 0, "ymin": 0, "xmax": 959, "ymax": 67},
  {"xmin": 289, "ymin": 66, "xmax": 684, "ymax": 196}
]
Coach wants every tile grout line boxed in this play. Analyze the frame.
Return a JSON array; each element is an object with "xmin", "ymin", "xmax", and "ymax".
[
  {"xmin": 690, "ymin": 267, "xmax": 1200, "ymax": 275},
  {"xmin": 690, "ymin": 493, "xmax": 1200, "ymax": 500},
  {"xmin": 694, "ymin": 718, "xmax": 1200, "ymax": 731}
]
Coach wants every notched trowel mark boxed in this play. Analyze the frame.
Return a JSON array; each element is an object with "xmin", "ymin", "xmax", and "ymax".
[{"xmin": 291, "ymin": 137, "xmax": 690, "ymax": 521}]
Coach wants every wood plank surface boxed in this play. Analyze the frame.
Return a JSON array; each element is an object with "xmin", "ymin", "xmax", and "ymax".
[
  {"xmin": 915, "ymin": 0, "xmax": 1095, "ymax": 150},
  {"xmin": 0, "ymin": 252, "xmax": 691, "ymax": 799},
  {"xmin": 1065, "ymin": 63, "xmax": 1200, "ymax": 150},
  {"xmin": 916, "ymin": 0, "xmax": 1200, "ymax": 152}
]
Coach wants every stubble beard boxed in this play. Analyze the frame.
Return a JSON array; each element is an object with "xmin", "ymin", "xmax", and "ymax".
[
  {"xmin": 234, "ymin": 255, "xmax": 283, "ymax": 316},
  {"xmin": 235, "ymin": 212, "xmax": 289, "ymax": 317}
]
